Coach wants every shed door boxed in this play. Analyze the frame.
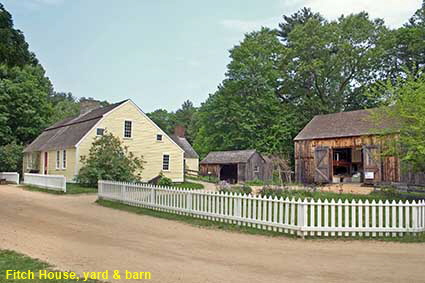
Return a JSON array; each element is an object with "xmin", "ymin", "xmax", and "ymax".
[
  {"xmin": 363, "ymin": 145, "xmax": 381, "ymax": 184},
  {"xmin": 314, "ymin": 147, "xmax": 331, "ymax": 183}
]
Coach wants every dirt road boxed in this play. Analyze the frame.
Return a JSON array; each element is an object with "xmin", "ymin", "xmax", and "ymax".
[{"xmin": 0, "ymin": 185, "xmax": 424, "ymax": 283}]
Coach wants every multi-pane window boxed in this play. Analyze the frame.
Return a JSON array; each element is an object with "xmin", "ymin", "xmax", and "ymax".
[
  {"xmin": 162, "ymin": 154, "xmax": 170, "ymax": 171},
  {"xmin": 124, "ymin": 120, "xmax": 132, "ymax": 138},
  {"xmin": 62, "ymin": 150, "xmax": 67, "ymax": 169},
  {"xmin": 156, "ymin": 134, "xmax": 162, "ymax": 141},
  {"xmin": 56, "ymin": 151, "xmax": 60, "ymax": 169},
  {"xmin": 96, "ymin": 128, "xmax": 105, "ymax": 136},
  {"xmin": 254, "ymin": 166, "xmax": 260, "ymax": 173}
]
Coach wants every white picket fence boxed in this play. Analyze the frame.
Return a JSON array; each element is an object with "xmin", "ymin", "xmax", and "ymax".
[
  {"xmin": 98, "ymin": 180, "xmax": 425, "ymax": 238},
  {"xmin": 0, "ymin": 172, "xmax": 20, "ymax": 184},
  {"xmin": 23, "ymin": 173, "xmax": 66, "ymax": 192}
]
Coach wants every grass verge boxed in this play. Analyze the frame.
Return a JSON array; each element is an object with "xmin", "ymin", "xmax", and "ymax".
[
  {"xmin": 0, "ymin": 250, "xmax": 101, "ymax": 282},
  {"xmin": 20, "ymin": 183, "xmax": 97, "ymax": 195},
  {"xmin": 171, "ymin": 181, "xmax": 204, "ymax": 189},
  {"xmin": 96, "ymin": 199, "xmax": 425, "ymax": 243}
]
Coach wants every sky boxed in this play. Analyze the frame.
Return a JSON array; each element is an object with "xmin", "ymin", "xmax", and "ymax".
[{"xmin": 2, "ymin": 0, "xmax": 422, "ymax": 112}]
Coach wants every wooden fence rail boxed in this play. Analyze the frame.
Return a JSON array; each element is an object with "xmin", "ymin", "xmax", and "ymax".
[
  {"xmin": 98, "ymin": 180, "xmax": 425, "ymax": 238},
  {"xmin": 23, "ymin": 173, "xmax": 66, "ymax": 192}
]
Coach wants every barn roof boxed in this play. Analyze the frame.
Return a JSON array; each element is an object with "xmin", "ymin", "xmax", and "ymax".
[
  {"xmin": 200, "ymin": 149, "xmax": 258, "ymax": 164},
  {"xmin": 24, "ymin": 100, "xmax": 128, "ymax": 152},
  {"xmin": 294, "ymin": 108, "xmax": 396, "ymax": 141},
  {"xmin": 170, "ymin": 135, "xmax": 199, "ymax": 159}
]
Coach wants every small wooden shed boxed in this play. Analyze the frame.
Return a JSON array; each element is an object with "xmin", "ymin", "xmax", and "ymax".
[
  {"xmin": 200, "ymin": 149, "xmax": 272, "ymax": 184},
  {"xmin": 294, "ymin": 109, "xmax": 424, "ymax": 186}
]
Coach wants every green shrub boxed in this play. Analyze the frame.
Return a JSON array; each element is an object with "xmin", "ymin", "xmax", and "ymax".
[
  {"xmin": 219, "ymin": 184, "xmax": 252, "ymax": 195},
  {"xmin": 158, "ymin": 176, "xmax": 173, "ymax": 186},
  {"xmin": 0, "ymin": 142, "xmax": 23, "ymax": 174},
  {"xmin": 245, "ymin": 179, "xmax": 265, "ymax": 186},
  {"xmin": 76, "ymin": 133, "xmax": 144, "ymax": 186}
]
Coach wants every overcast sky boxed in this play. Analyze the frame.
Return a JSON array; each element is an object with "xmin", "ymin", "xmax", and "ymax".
[{"xmin": 2, "ymin": 0, "xmax": 422, "ymax": 112}]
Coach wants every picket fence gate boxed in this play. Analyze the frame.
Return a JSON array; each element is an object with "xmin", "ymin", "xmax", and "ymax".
[
  {"xmin": 23, "ymin": 173, "xmax": 66, "ymax": 192},
  {"xmin": 98, "ymin": 180, "xmax": 425, "ymax": 238}
]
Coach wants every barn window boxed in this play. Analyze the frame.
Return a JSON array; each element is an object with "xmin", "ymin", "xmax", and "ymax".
[
  {"xmin": 62, "ymin": 150, "xmax": 67, "ymax": 169},
  {"xmin": 124, "ymin": 120, "xmax": 132, "ymax": 138},
  {"xmin": 254, "ymin": 166, "xmax": 260, "ymax": 173},
  {"xmin": 162, "ymin": 154, "xmax": 170, "ymax": 171},
  {"xmin": 56, "ymin": 151, "xmax": 60, "ymax": 169}
]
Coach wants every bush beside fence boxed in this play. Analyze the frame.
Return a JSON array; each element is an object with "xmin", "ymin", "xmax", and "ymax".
[
  {"xmin": 0, "ymin": 172, "xmax": 19, "ymax": 184},
  {"xmin": 23, "ymin": 173, "xmax": 66, "ymax": 192},
  {"xmin": 98, "ymin": 180, "xmax": 425, "ymax": 238}
]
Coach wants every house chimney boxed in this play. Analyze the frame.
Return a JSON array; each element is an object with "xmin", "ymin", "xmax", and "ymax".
[
  {"xmin": 174, "ymin": 125, "xmax": 185, "ymax": 137},
  {"xmin": 79, "ymin": 100, "xmax": 101, "ymax": 115}
]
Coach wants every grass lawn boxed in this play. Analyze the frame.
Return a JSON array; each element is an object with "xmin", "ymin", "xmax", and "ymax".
[
  {"xmin": 21, "ymin": 183, "xmax": 97, "ymax": 195},
  {"xmin": 0, "ymin": 250, "xmax": 101, "ymax": 282},
  {"xmin": 96, "ymin": 199, "xmax": 425, "ymax": 242},
  {"xmin": 185, "ymin": 175, "xmax": 219, "ymax": 184},
  {"xmin": 171, "ymin": 181, "xmax": 204, "ymax": 190}
]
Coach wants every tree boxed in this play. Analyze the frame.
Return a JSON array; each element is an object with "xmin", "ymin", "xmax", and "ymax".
[
  {"xmin": 371, "ymin": 72, "xmax": 425, "ymax": 172},
  {"xmin": 147, "ymin": 109, "xmax": 176, "ymax": 134},
  {"xmin": 48, "ymin": 92, "xmax": 80, "ymax": 123},
  {"xmin": 0, "ymin": 3, "xmax": 38, "ymax": 67},
  {"xmin": 194, "ymin": 28, "xmax": 298, "ymax": 157},
  {"xmin": 277, "ymin": 12, "xmax": 390, "ymax": 122},
  {"xmin": 278, "ymin": 7, "xmax": 324, "ymax": 40},
  {"xmin": 0, "ymin": 142, "xmax": 23, "ymax": 173},
  {"xmin": 76, "ymin": 133, "xmax": 144, "ymax": 186},
  {"xmin": 175, "ymin": 100, "xmax": 197, "ymax": 142},
  {"xmin": 0, "ymin": 64, "xmax": 53, "ymax": 145}
]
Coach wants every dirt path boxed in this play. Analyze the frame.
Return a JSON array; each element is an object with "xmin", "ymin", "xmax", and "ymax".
[{"xmin": 0, "ymin": 185, "xmax": 424, "ymax": 283}]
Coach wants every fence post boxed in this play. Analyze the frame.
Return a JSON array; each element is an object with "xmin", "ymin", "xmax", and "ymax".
[
  {"xmin": 187, "ymin": 191, "xmax": 193, "ymax": 212},
  {"xmin": 297, "ymin": 198, "xmax": 307, "ymax": 238},
  {"xmin": 150, "ymin": 186, "xmax": 156, "ymax": 205}
]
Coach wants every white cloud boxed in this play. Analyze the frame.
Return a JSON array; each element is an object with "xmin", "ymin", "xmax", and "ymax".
[{"xmin": 304, "ymin": 0, "xmax": 421, "ymax": 27}]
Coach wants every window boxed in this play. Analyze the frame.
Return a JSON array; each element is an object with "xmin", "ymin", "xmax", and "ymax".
[
  {"xmin": 162, "ymin": 154, "xmax": 170, "ymax": 171},
  {"xmin": 27, "ymin": 154, "xmax": 33, "ymax": 170},
  {"xmin": 124, "ymin": 120, "xmax": 132, "ymax": 138},
  {"xmin": 62, "ymin": 150, "xmax": 67, "ymax": 169},
  {"xmin": 254, "ymin": 166, "xmax": 260, "ymax": 173},
  {"xmin": 96, "ymin": 128, "xmax": 105, "ymax": 136},
  {"xmin": 156, "ymin": 134, "xmax": 162, "ymax": 141},
  {"xmin": 56, "ymin": 151, "xmax": 60, "ymax": 169}
]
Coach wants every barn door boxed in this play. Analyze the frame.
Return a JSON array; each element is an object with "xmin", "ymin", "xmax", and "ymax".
[
  {"xmin": 363, "ymin": 145, "xmax": 381, "ymax": 184},
  {"xmin": 314, "ymin": 147, "xmax": 331, "ymax": 183}
]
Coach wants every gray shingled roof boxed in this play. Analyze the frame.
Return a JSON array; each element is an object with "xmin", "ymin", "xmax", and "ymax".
[
  {"xmin": 200, "ymin": 149, "xmax": 257, "ymax": 164},
  {"xmin": 170, "ymin": 134, "xmax": 199, "ymax": 159},
  {"xmin": 24, "ymin": 100, "xmax": 127, "ymax": 152},
  {"xmin": 294, "ymin": 108, "xmax": 396, "ymax": 141}
]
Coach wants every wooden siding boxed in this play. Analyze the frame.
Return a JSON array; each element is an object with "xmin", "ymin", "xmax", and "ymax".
[
  {"xmin": 295, "ymin": 135, "xmax": 425, "ymax": 186},
  {"xmin": 185, "ymin": 157, "xmax": 199, "ymax": 176},
  {"xmin": 77, "ymin": 101, "xmax": 184, "ymax": 182}
]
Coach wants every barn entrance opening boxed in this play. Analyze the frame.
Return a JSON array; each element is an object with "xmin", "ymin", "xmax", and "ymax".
[
  {"xmin": 220, "ymin": 164, "xmax": 238, "ymax": 184},
  {"xmin": 332, "ymin": 147, "xmax": 363, "ymax": 183}
]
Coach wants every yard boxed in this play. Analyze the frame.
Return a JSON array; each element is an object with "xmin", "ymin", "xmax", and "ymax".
[{"xmin": 0, "ymin": 184, "xmax": 424, "ymax": 283}]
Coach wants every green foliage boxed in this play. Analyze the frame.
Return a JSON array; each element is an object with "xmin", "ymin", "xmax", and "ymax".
[
  {"xmin": 48, "ymin": 92, "xmax": 80, "ymax": 123},
  {"xmin": 186, "ymin": 175, "xmax": 219, "ymax": 183},
  {"xmin": 0, "ymin": 141, "xmax": 23, "ymax": 173},
  {"xmin": 158, "ymin": 175, "xmax": 173, "ymax": 186},
  {"xmin": 76, "ymin": 133, "xmax": 144, "ymax": 186},
  {"xmin": 371, "ymin": 72, "xmax": 425, "ymax": 172},
  {"xmin": 0, "ymin": 64, "xmax": 53, "ymax": 145},
  {"xmin": 170, "ymin": 181, "xmax": 204, "ymax": 190},
  {"xmin": 219, "ymin": 184, "xmax": 252, "ymax": 195},
  {"xmin": 147, "ymin": 109, "xmax": 176, "ymax": 134}
]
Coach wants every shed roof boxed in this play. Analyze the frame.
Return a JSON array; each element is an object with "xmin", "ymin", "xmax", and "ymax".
[
  {"xmin": 294, "ymin": 108, "xmax": 395, "ymax": 141},
  {"xmin": 200, "ymin": 149, "xmax": 258, "ymax": 164},
  {"xmin": 24, "ymin": 100, "xmax": 128, "ymax": 152},
  {"xmin": 170, "ymin": 135, "xmax": 199, "ymax": 159}
]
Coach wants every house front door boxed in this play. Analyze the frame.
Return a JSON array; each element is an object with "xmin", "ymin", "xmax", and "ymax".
[{"xmin": 44, "ymin": 152, "xmax": 48, "ymax": 174}]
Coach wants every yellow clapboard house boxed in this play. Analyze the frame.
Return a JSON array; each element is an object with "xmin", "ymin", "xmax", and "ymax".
[{"xmin": 23, "ymin": 99, "xmax": 198, "ymax": 182}]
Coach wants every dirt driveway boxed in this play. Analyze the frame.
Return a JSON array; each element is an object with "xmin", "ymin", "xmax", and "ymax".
[{"xmin": 0, "ymin": 185, "xmax": 424, "ymax": 283}]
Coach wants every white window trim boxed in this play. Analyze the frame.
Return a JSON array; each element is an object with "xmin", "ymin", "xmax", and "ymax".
[
  {"xmin": 123, "ymin": 120, "xmax": 133, "ymax": 139},
  {"xmin": 56, "ymin": 151, "xmax": 60, "ymax": 170},
  {"xmin": 62, "ymin": 150, "xmax": 67, "ymax": 169},
  {"xmin": 96, "ymin": 128, "xmax": 105, "ymax": 136},
  {"xmin": 162, "ymin": 153, "xmax": 170, "ymax": 171},
  {"xmin": 27, "ymin": 153, "xmax": 32, "ymax": 170},
  {"xmin": 254, "ymin": 166, "xmax": 260, "ymax": 173}
]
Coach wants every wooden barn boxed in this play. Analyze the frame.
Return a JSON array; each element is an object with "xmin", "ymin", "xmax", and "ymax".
[
  {"xmin": 200, "ymin": 150, "xmax": 272, "ymax": 184},
  {"xmin": 294, "ymin": 109, "xmax": 425, "ymax": 186}
]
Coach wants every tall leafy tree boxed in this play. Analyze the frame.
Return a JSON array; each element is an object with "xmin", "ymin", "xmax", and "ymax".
[
  {"xmin": 278, "ymin": 7, "xmax": 324, "ymax": 40},
  {"xmin": 175, "ymin": 100, "xmax": 197, "ymax": 142},
  {"xmin": 278, "ymin": 12, "xmax": 390, "ymax": 122},
  {"xmin": 194, "ymin": 28, "xmax": 298, "ymax": 157},
  {"xmin": 147, "ymin": 109, "xmax": 176, "ymax": 134}
]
